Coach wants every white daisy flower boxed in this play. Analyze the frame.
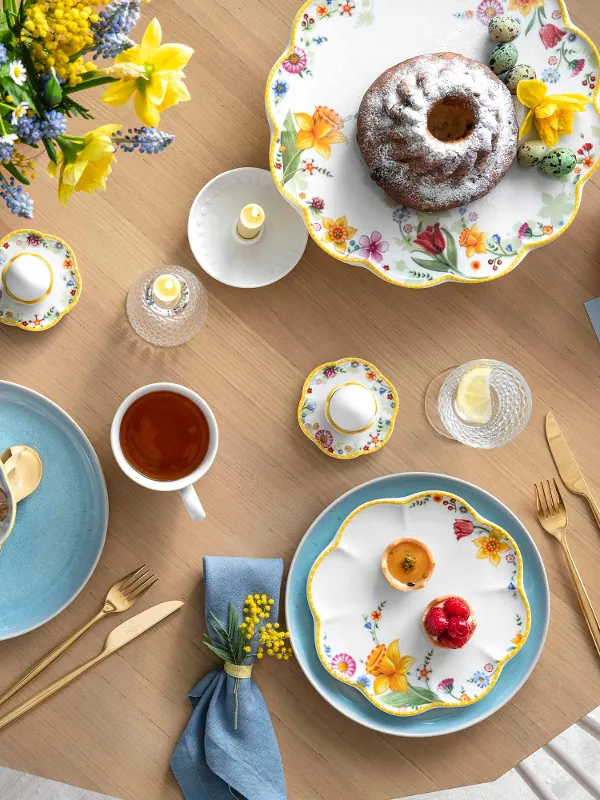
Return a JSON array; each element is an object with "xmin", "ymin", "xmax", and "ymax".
[
  {"xmin": 0, "ymin": 133, "xmax": 18, "ymax": 145},
  {"xmin": 11, "ymin": 102, "xmax": 29, "ymax": 125},
  {"xmin": 9, "ymin": 60, "xmax": 26, "ymax": 86}
]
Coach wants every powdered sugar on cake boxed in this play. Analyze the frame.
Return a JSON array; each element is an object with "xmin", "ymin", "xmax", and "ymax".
[{"xmin": 357, "ymin": 53, "xmax": 518, "ymax": 212}]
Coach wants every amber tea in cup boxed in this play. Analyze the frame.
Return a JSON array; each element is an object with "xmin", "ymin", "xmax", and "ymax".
[{"xmin": 119, "ymin": 390, "xmax": 210, "ymax": 482}]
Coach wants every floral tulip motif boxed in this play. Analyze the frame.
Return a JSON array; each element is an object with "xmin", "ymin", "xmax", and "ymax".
[
  {"xmin": 414, "ymin": 223, "xmax": 445, "ymax": 255},
  {"xmin": 539, "ymin": 23, "xmax": 566, "ymax": 49},
  {"xmin": 454, "ymin": 519, "xmax": 475, "ymax": 541}
]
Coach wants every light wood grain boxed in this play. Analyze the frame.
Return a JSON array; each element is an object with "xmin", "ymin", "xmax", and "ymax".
[{"xmin": 1, "ymin": 1, "xmax": 600, "ymax": 798}]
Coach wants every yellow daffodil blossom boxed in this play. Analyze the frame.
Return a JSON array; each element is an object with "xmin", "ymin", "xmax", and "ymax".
[
  {"xmin": 100, "ymin": 18, "xmax": 193, "ymax": 126},
  {"xmin": 473, "ymin": 530, "xmax": 510, "ymax": 567},
  {"xmin": 48, "ymin": 124, "xmax": 120, "ymax": 206},
  {"xmin": 517, "ymin": 79, "xmax": 589, "ymax": 149},
  {"xmin": 366, "ymin": 640, "xmax": 416, "ymax": 695}
]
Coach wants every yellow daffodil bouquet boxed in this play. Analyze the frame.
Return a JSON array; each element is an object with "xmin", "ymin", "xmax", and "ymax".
[
  {"xmin": 0, "ymin": 0, "xmax": 192, "ymax": 217},
  {"xmin": 204, "ymin": 594, "xmax": 293, "ymax": 729}
]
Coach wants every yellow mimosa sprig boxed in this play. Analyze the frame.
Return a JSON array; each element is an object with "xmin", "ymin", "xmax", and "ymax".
[{"xmin": 204, "ymin": 594, "xmax": 292, "ymax": 729}]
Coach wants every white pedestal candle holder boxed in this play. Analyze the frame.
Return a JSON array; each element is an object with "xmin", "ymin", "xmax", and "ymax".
[{"xmin": 187, "ymin": 167, "xmax": 308, "ymax": 288}]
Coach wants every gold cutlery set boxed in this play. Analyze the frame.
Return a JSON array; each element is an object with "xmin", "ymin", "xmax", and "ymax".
[
  {"xmin": 536, "ymin": 411, "xmax": 600, "ymax": 656},
  {"xmin": 0, "ymin": 565, "xmax": 183, "ymax": 730}
]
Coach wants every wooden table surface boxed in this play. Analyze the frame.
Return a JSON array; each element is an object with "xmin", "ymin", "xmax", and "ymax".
[{"xmin": 1, "ymin": 1, "xmax": 600, "ymax": 798}]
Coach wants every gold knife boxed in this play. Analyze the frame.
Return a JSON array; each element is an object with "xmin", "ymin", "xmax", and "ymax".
[
  {"xmin": 546, "ymin": 411, "xmax": 600, "ymax": 530},
  {"xmin": 0, "ymin": 600, "xmax": 183, "ymax": 731}
]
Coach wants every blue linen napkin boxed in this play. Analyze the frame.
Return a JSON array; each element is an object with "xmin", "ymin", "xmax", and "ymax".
[{"xmin": 171, "ymin": 556, "xmax": 287, "ymax": 800}]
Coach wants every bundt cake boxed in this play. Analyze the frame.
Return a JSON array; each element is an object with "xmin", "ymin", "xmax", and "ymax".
[{"xmin": 357, "ymin": 53, "xmax": 518, "ymax": 212}]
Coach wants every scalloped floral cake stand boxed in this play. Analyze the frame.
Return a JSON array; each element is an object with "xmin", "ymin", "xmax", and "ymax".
[
  {"xmin": 308, "ymin": 492, "xmax": 531, "ymax": 716},
  {"xmin": 266, "ymin": 0, "xmax": 600, "ymax": 287}
]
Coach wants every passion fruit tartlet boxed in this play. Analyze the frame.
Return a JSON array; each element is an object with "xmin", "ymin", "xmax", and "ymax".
[
  {"xmin": 423, "ymin": 595, "xmax": 477, "ymax": 649},
  {"xmin": 381, "ymin": 537, "xmax": 435, "ymax": 591}
]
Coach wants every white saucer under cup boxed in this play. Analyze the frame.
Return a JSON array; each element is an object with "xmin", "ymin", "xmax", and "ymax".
[{"xmin": 187, "ymin": 167, "xmax": 308, "ymax": 288}]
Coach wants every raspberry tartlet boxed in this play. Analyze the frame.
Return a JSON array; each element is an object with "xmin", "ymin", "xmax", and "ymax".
[
  {"xmin": 381, "ymin": 537, "xmax": 435, "ymax": 592},
  {"xmin": 423, "ymin": 595, "xmax": 476, "ymax": 649}
]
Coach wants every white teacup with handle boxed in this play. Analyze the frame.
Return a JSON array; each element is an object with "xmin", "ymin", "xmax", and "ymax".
[{"xmin": 110, "ymin": 383, "xmax": 218, "ymax": 522}]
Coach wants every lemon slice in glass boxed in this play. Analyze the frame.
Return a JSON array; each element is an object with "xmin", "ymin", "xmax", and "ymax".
[{"xmin": 455, "ymin": 366, "xmax": 493, "ymax": 424}]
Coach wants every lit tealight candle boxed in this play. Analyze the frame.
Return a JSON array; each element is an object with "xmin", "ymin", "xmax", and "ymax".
[
  {"xmin": 152, "ymin": 274, "xmax": 182, "ymax": 309},
  {"xmin": 236, "ymin": 204, "xmax": 265, "ymax": 240}
]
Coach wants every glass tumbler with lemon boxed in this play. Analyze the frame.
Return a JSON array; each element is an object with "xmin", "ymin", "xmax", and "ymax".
[{"xmin": 425, "ymin": 360, "xmax": 532, "ymax": 448}]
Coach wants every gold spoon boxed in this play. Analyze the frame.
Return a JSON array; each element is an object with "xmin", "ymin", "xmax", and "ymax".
[{"xmin": 0, "ymin": 445, "xmax": 43, "ymax": 502}]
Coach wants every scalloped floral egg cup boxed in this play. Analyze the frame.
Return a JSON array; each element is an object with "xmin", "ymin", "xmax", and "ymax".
[
  {"xmin": 0, "ymin": 229, "xmax": 81, "ymax": 331},
  {"xmin": 298, "ymin": 358, "xmax": 399, "ymax": 459},
  {"xmin": 266, "ymin": 0, "xmax": 600, "ymax": 287},
  {"xmin": 308, "ymin": 492, "xmax": 531, "ymax": 716}
]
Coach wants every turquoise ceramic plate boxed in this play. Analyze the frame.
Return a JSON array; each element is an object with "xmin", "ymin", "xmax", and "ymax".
[
  {"xmin": 0, "ymin": 381, "xmax": 108, "ymax": 639},
  {"xmin": 286, "ymin": 473, "xmax": 549, "ymax": 735}
]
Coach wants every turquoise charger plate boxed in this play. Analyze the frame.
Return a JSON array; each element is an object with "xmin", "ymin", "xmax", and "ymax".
[
  {"xmin": 286, "ymin": 473, "xmax": 549, "ymax": 736},
  {"xmin": 0, "ymin": 381, "xmax": 108, "ymax": 640}
]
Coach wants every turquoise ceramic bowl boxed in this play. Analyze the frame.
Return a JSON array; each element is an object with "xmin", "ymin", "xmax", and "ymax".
[
  {"xmin": 0, "ymin": 381, "xmax": 108, "ymax": 639},
  {"xmin": 286, "ymin": 473, "xmax": 549, "ymax": 736}
]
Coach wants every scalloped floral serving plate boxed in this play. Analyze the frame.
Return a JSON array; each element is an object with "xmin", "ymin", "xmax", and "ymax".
[
  {"xmin": 0, "ymin": 229, "xmax": 81, "ymax": 331},
  {"xmin": 308, "ymin": 491, "xmax": 531, "ymax": 716},
  {"xmin": 266, "ymin": 0, "xmax": 600, "ymax": 287},
  {"xmin": 297, "ymin": 357, "xmax": 399, "ymax": 459}
]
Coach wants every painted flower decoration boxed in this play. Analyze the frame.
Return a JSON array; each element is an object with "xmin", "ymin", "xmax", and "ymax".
[
  {"xmin": 100, "ymin": 19, "xmax": 193, "ymax": 127},
  {"xmin": 339, "ymin": 0, "xmax": 355, "ymax": 16},
  {"xmin": 282, "ymin": 46, "xmax": 308, "ymax": 74},
  {"xmin": 517, "ymin": 79, "xmax": 589, "ymax": 148},
  {"xmin": 322, "ymin": 216, "xmax": 357, "ymax": 253},
  {"xmin": 358, "ymin": 231, "xmax": 390, "ymax": 263},
  {"xmin": 272, "ymin": 80, "xmax": 289, "ymax": 98},
  {"xmin": 315, "ymin": 429, "xmax": 333, "ymax": 448},
  {"xmin": 507, "ymin": 0, "xmax": 543, "ymax": 16},
  {"xmin": 539, "ymin": 23, "xmax": 566, "ymax": 49},
  {"xmin": 331, "ymin": 652, "xmax": 357, "ymax": 677},
  {"xmin": 459, "ymin": 225, "xmax": 487, "ymax": 258},
  {"xmin": 472, "ymin": 671, "xmax": 490, "ymax": 689},
  {"xmin": 416, "ymin": 665, "xmax": 432, "ymax": 681},
  {"xmin": 571, "ymin": 59, "xmax": 585, "ymax": 77},
  {"xmin": 355, "ymin": 675, "xmax": 371, "ymax": 689},
  {"xmin": 454, "ymin": 519, "xmax": 475, "ymax": 541},
  {"xmin": 512, "ymin": 633, "xmax": 524, "ymax": 645},
  {"xmin": 295, "ymin": 106, "xmax": 348, "ymax": 160},
  {"xmin": 473, "ymin": 530, "xmax": 510, "ymax": 567},
  {"xmin": 476, "ymin": 0, "xmax": 503, "ymax": 24},
  {"xmin": 365, "ymin": 640, "xmax": 415, "ymax": 695},
  {"xmin": 437, "ymin": 678, "xmax": 454, "ymax": 694},
  {"xmin": 371, "ymin": 610, "xmax": 382, "ymax": 621},
  {"xmin": 414, "ymin": 223, "xmax": 445, "ymax": 255}
]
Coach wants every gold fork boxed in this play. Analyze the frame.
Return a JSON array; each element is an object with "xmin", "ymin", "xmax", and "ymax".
[
  {"xmin": 535, "ymin": 479, "xmax": 600, "ymax": 658},
  {"xmin": 0, "ymin": 565, "xmax": 157, "ymax": 706}
]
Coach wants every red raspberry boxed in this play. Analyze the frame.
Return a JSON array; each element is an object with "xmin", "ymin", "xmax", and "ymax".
[
  {"xmin": 424, "ymin": 607, "xmax": 449, "ymax": 637},
  {"xmin": 438, "ymin": 632, "xmax": 469, "ymax": 649},
  {"xmin": 443, "ymin": 597, "xmax": 470, "ymax": 620},
  {"xmin": 448, "ymin": 617, "xmax": 470, "ymax": 640}
]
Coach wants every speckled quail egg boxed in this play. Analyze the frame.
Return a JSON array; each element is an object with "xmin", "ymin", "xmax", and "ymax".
[
  {"xmin": 489, "ymin": 14, "xmax": 521, "ymax": 43},
  {"xmin": 504, "ymin": 64, "xmax": 537, "ymax": 93},
  {"xmin": 517, "ymin": 140, "xmax": 548, "ymax": 168},
  {"xmin": 540, "ymin": 147, "xmax": 577, "ymax": 177},
  {"xmin": 489, "ymin": 43, "xmax": 519, "ymax": 76}
]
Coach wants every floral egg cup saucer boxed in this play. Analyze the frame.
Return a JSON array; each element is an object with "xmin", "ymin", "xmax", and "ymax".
[
  {"xmin": 307, "ymin": 492, "xmax": 531, "ymax": 716},
  {"xmin": 297, "ymin": 357, "xmax": 398, "ymax": 459},
  {"xmin": 0, "ymin": 230, "xmax": 81, "ymax": 331},
  {"xmin": 266, "ymin": 0, "xmax": 600, "ymax": 287},
  {"xmin": 0, "ymin": 457, "xmax": 16, "ymax": 551}
]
